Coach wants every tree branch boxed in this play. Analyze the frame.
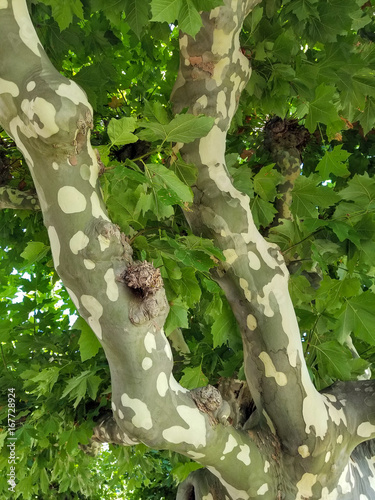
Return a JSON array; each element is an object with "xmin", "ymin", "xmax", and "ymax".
[
  {"xmin": 171, "ymin": 0, "xmax": 325, "ymax": 455},
  {"xmin": 0, "ymin": 186, "xmax": 39, "ymax": 210},
  {"xmin": 0, "ymin": 3, "xmax": 278, "ymax": 498}
]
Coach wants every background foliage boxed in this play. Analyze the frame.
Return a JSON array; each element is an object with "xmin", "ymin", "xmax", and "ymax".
[{"xmin": 1, "ymin": 0, "xmax": 375, "ymax": 497}]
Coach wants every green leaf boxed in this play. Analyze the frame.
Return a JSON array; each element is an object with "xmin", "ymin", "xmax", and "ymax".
[
  {"xmin": 139, "ymin": 114, "xmax": 214, "ymax": 143},
  {"xmin": 179, "ymin": 365, "xmax": 208, "ymax": 389},
  {"xmin": 126, "ymin": 0, "xmax": 150, "ymax": 38},
  {"xmin": 211, "ymin": 301, "xmax": 236, "ymax": 348},
  {"xmin": 61, "ymin": 370, "xmax": 99, "ymax": 408},
  {"xmin": 305, "ymin": 84, "xmax": 341, "ymax": 133},
  {"xmin": 165, "ymin": 299, "xmax": 189, "ymax": 335},
  {"xmin": 40, "ymin": 468, "xmax": 50, "ymax": 494},
  {"xmin": 337, "ymin": 292, "xmax": 375, "ymax": 344},
  {"xmin": 42, "ymin": 0, "xmax": 84, "ymax": 31},
  {"xmin": 177, "ymin": 268, "xmax": 202, "ymax": 308},
  {"xmin": 144, "ymin": 100, "xmax": 169, "ymax": 125},
  {"xmin": 147, "ymin": 163, "xmax": 193, "ymax": 203},
  {"xmin": 250, "ymin": 196, "xmax": 277, "ymax": 228},
  {"xmin": 339, "ymin": 173, "xmax": 375, "ymax": 211},
  {"xmin": 151, "ymin": 0, "xmax": 182, "ymax": 23},
  {"xmin": 76, "ymin": 317, "xmax": 102, "ymax": 362},
  {"xmin": 108, "ymin": 117, "xmax": 138, "ymax": 146},
  {"xmin": 316, "ymin": 145, "xmax": 350, "ymax": 179},
  {"xmin": 22, "ymin": 367, "xmax": 60, "ymax": 396},
  {"xmin": 192, "ymin": 0, "xmax": 223, "ymax": 10},
  {"xmin": 358, "ymin": 97, "xmax": 375, "ymax": 135},
  {"xmin": 171, "ymin": 462, "xmax": 203, "ymax": 483},
  {"xmin": 20, "ymin": 241, "xmax": 49, "ymax": 265},
  {"xmin": 178, "ymin": 0, "xmax": 203, "ymax": 37},
  {"xmin": 291, "ymin": 174, "xmax": 339, "ymax": 218},
  {"xmin": 315, "ymin": 341, "xmax": 353, "ymax": 380},
  {"xmin": 170, "ymin": 158, "xmax": 198, "ymax": 186},
  {"xmin": 253, "ymin": 164, "xmax": 282, "ymax": 201}
]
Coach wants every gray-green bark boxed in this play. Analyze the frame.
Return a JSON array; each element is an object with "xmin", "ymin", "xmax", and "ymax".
[{"xmin": 1, "ymin": 1, "xmax": 375, "ymax": 499}]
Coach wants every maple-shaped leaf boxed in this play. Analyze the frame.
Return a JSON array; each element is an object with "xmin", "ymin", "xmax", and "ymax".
[
  {"xmin": 316, "ymin": 145, "xmax": 350, "ymax": 179},
  {"xmin": 291, "ymin": 174, "xmax": 340, "ymax": 218},
  {"xmin": 151, "ymin": 0, "xmax": 182, "ymax": 23},
  {"xmin": 126, "ymin": 0, "xmax": 151, "ymax": 38},
  {"xmin": 337, "ymin": 292, "xmax": 375, "ymax": 345},
  {"xmin": 253, "ymin": 164, "xmax": 283, "ymax": 201},
  {"xmin": 179, "ymin": 0, "xmax": 202, "ymax": 37},
  {"xmin": 138, "ymin": 114, "xmax": 214, "ymax": 143},
  {"xmin": 339, "ymin": 173, "xmax": 375, "ymax": 211},
  {"xmin": 305, "ymin": 84, "xmax": 341, "ymax": 134}
]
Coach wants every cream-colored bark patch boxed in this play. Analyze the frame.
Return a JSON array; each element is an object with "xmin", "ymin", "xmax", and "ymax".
[
  {"xmin": 164, "ymin": 342, "xmax": 172, "ymax": 360},
  {"xmin": 26, "ymin": 80, "xmax": 36, "ymax": 92},
  {"xmin": 80, "ymin": 163, "xmax": 91, "ymax": 180},
  {"xmin": 58, "ymin": 186, "xmax": 87, "ymax": 214},
  {"xmin": 256, "ymin": 483, "xmax": 269, "ymax": 496},
  {"xmin": 223, "ymin": 434, "xmax": 237, "ymax": 455},
  {"xmin": 302, "ymin": 387, "xmax": 328, "ymax": 439},
  {"xmin": 142, "ymin": 357, "xmax": 153, "ymax": 370},
  {"xmin": 169, "ymin": 374, "xmax": 188, "ymax": 394},
  {"xmin": 91, "ymin": 191, "xmax": 109, "ymax": 220},
  {"xmin": 104, "ymin": 268, "xmax": 119, "ymax": 302},
  {"xmin": 14, "ymin": 0, "xmax": 40, "ymax": 56},
  {"xmin": 21, "ymin": 97, "xmax": 59, "ymax": 138},
  {"xmin": 357, "ymin": 422, "xmax": 375, "ymax": 438},
  {"xmin": 298, "ymin": 445, "xmax": 310, "ymax": 458},
  {"xmin": 246, "ymin": 314, "xmax": 257, "ymax": 330},
  {"xmin": 239, "ymin": 278, "xmax": 252, "ymax": 302},
  {"xmin": 81, "ymin": 295, "xmax": 103, "ymax": 339},
  {"xmin": 236, "ymin": 444, "xmax": 251, "ymax": 465},
  {"xmin": 324, "ymin": 398, "xmax": 347, "ymax": 427},
  {"xmin": 65, "ymin": 287, "xmax": 79, "ymax": 309},
  {"xmin": 121, "ymin": 393, "xmax": 152, "ymax": 430},
  {"xmin": 156, "ymin": 372, "xmax": 168, "ymax": 397},
  {"xmin": 217, "ymin": 90, "xmax": 227, "ymax": 118},
  {"xmin": 187, "ymin": 451, "xmax": 206, "ymax": 460},
  {"xmin": 162, "ymin": 406, "xmax": 206, "ymax": 448},
  {"xmin": 56, "ymin": 80, "xmax": 91, "ymax": 108},
  {"xmin": 84, "ymin": 259, "xmax": 95, "ymax": 270},
  {"xmin": 259, "ymin": 352, "xmax": 287, "ymax": 386},
  {"xmin": 69, "ymin": 231, "xmax": 89, "ymax": 255},
  {"xmin": 47, "ymin": 226, "xmax": 60, "ymax": 268},
  {"xmin": 296, "ymin": 473, "xmax": 317, "ymax": 500},
  {"xmin": 207, "ymin": 467, "xmax": 249, "ymax": 500},
  {"xmin": 248, "ymin": 251, "xmax": 261, "ymax": 270},
  {"xmin": 98, "ymin": 234, "xmax": 110, "ymax": 251},
  {"xmin": 0, "ymin": 78, "xmax": 19, "ymax": 97},
  {"xmin": 223, "ymin": 248, "xmax": 238, "ymax": 265},
  {"xmin": 144, "ymin": 332, "xmax": 156, "ymax": 353}
]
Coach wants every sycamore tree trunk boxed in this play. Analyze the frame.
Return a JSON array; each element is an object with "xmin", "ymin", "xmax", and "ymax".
[{"xmin": 1, "ymin": 1, "xmax": 375, "ymax": 499}]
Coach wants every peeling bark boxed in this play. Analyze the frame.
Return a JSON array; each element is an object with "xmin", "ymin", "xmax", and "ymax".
[{"xmin": 1, "ymin": 1, "xmax": 375, "ymax": 499}]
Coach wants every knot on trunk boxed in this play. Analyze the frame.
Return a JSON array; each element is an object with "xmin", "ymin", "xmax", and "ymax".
[{"xmin": 122, "ymin": 261, "xmax": 163, "ymax": 298}]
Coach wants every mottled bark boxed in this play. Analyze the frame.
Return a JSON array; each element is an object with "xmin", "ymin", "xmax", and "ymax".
[
  {"xmin": 0, "ymin": 186, "xmax": 39, "ymax": 209},
  {"xmin": 0, "ymin": 2, "xmax": 273, "ymax": 499},
  {"xmin": 171, "ymin": 1, "xmax": 375, "ymax": 498},
  {"xmin": 264, "ymin": 117, "xmax": 309, "ymax": 226},
  {"xmin": 1, "ymin": 1, "xmax": 375, "ymax": 499},
  {"xmin": 177, "ymin": 468, "xmax": 228, "ymax": 500}
]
